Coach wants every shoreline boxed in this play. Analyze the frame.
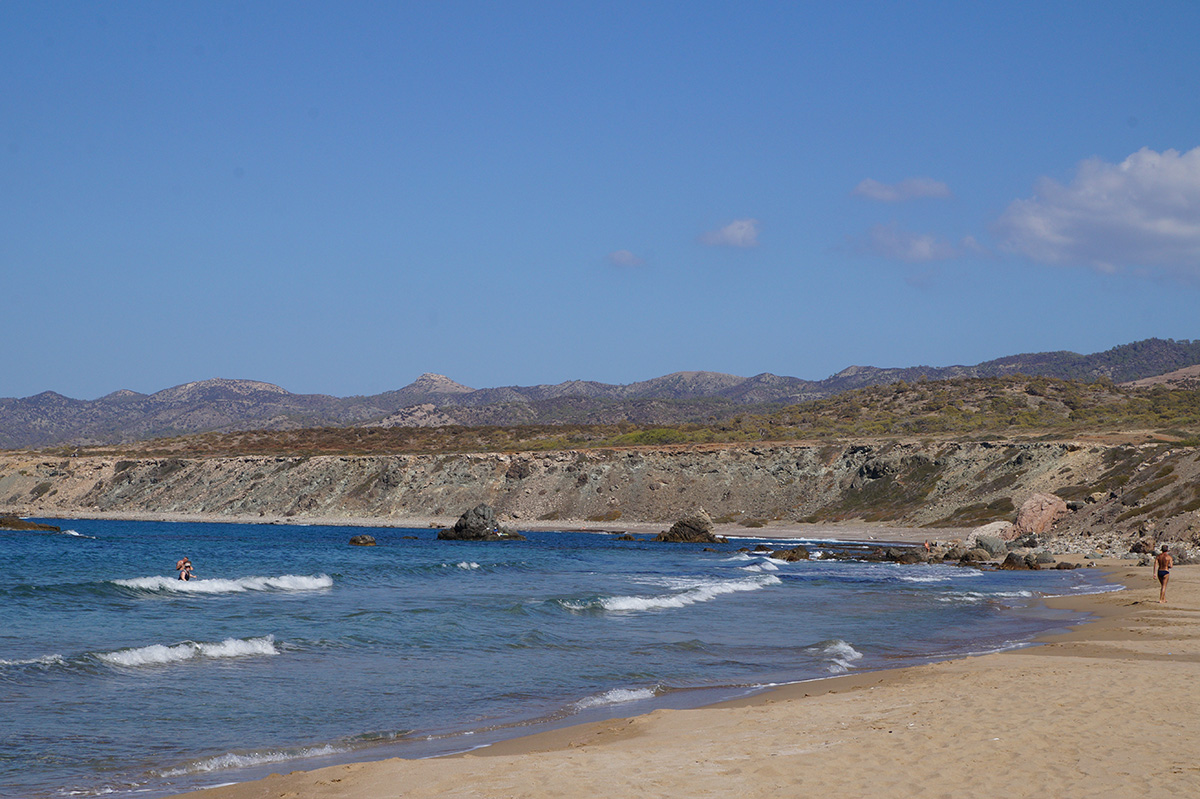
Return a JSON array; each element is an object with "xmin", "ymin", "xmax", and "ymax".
[
  {"xmin": 31, "ymin": 509, "xmax": 965, "ymax": 545},
  {"xmin": 173, "ymin": 560, "xmax": 1200, "ymax": 798}
]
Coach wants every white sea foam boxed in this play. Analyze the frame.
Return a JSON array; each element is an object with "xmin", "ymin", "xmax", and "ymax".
[
  {"xmin": 937, "ymin": 589, "xmax": 1035, "ymax": 604},
  {"xmin": 112, "ymin": 574, "xmax": 332, "ymax": 594},
  {"xmin": 157, "ymin": 744, "xmax": 344, "ymax": 776},
  {"xmin": 455, "ymin": 562, "xmax": 481, "ymax": 570},
  {"xmin": 0, "ymin": 654, "xmax": 66, "ymax": 667},
  {"xmin": 898, "ymin": 575, "xmax": 951, "ymax": 583},
  {"xmin": 61, "ymin": 529, "xmax": 97, "ymax": 539},
  {"xmin": 566, "ymin": 574, "xmax": 781, "ymax": 613},
  {"xmin": 97, "ymin": 636, "xmax": 278, "ymax": 667},
  {"xmin": 805, "ymin": 639, "xmax": 864, "ymax": 673},
  {"xmin": 739, "ymin": 560, "xmax": 779, "ymax": 573},
  {"xmin": 574, "ymin": 687, "xmax": 658, "ymax": 710}
]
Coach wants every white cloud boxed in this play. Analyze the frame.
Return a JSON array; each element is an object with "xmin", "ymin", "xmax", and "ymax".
[
  {"xmin": 994, "ymin": 146, "xmax": 1200, "ymax": 276},
  {"xmin": 854, "ymin": 177, "xmax": 952, "ymax": 202},
  {"xmin": 860, "ymin": 222, "xmax": 959, "ymax": 263},
  {"xmin": 700, "ymin": 218, "xmax": 760, "ymax": 248},
  {"xmin": 607, "ymin": 249, "xmax": 644, "ymax": 267}
]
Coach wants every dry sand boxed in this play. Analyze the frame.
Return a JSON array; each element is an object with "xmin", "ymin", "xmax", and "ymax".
[
  {"xmin": 172, "ymin": 561, "xmax": 1199, "ymax": 799},
  {"xmin": 43, "ymin": 509, "xmax": 954, "ymax": 544}
]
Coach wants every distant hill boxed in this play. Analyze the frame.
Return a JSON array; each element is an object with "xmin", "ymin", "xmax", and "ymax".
[{"xmin": 1, "ymin": 338, "xmax": 1197, "ymax": 449}]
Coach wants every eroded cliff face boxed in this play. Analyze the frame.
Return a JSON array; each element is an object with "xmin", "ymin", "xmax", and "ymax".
[{"xmin": 3, "ymin": 441, "xmax": 1198, "ymax": 545}]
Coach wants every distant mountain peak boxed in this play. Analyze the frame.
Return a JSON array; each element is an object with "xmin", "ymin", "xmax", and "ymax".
[
  {"xmin": 98, "ymin": 389, "xmax": 147, "ymax": 402},
  {"xmin": 406, "ymin": 373, "xmax": 474, "ymax": 394},
  {"xmin": 150, "ymin": 378, "xmax": 292, "ymax": 402}
]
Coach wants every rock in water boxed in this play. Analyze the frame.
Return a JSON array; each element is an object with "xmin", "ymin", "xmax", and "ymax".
[
  {"xmin": 348, "ymin": 534, "xmax": 376, "ymax": 546},
  {"xmin": 0, "ymin": 516, "xmax": 60, "ymax": 532},
  {"xmin": 437, "ymin": 503, "xmax": 527, "ymax": 541},
  {"xmin": 771, "ymin": 546, "xmax": 810, "ymax": 561},
  {"xmin": 654, "ymin": 509, "xmax": 722, "ymax": 543}
]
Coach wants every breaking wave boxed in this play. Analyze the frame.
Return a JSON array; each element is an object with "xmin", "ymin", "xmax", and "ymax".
[
  {"xmin": 156, "ymin": 743, "xmax": 344, "ymax": 776},
  {"xmin": 0, "ymin": 654, "xmax": 66, "ymax": 668},
  {"xmin": 804, "ymin": 639, "xmax": 864, "ymax": 673},
  {"xmin": 96, "ymin": 636, "xmax": 279, "ymax": 667},
  {"xmin": 561, "ymin": 574, "xmax": 781, "ymax": 613},
  {"xmin": 112, "ymin": 574, "xmax": 333, "ymax": 594},
  {"xmin": 573, "ymin": 686, "xmax": 659, "ymax": 710}
]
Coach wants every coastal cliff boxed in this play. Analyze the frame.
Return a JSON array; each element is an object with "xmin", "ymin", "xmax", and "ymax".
[{"xmin": 3, "ymin": 440, "xmax": 1198, "ymax": 552}]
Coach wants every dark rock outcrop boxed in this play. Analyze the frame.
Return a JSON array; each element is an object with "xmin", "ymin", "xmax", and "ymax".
[
  {"xmin": 655, "ymin": 509, "xmax": 722, "ymax": 543},
  {"xmin": 960, "ymin": 547, "xmax": 991, "ymax": 563},
  {"xmin": 999, "ymin": 551, "xmax": 1040, "ymax": 570},
  {"xmin": 0, "ymin": 516, "xmax": 60, "ymax": 531},
  {"xmin": 437, "ymin": 503, "xmax": 526, "ymax": 541},
  {"xmin": 771, "ymin": 546, "xmax": 810, "ymax": 562},
  {"xmin": 348, "ymin": 534, "xmax": 376, "ymax": 546}
]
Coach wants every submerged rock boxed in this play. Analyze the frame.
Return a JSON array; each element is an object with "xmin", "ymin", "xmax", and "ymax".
[{"xmin": 348, "ymin": 534, "xmax": 376, "ymax": 546}]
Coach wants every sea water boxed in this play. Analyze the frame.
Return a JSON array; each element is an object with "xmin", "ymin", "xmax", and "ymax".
[{"xmin": 0, "ymin": 519, "xmax": 1117, "ymax": 798}]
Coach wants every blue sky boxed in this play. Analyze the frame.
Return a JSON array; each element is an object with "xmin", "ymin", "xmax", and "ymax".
[{"xmin": 3, "ymin": 1, "xmax": 1199, "ymax": 400}]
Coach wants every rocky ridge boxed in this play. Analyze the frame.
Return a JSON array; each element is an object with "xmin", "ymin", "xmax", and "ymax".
[
  {"xmin": 3, "ymin": 439, "xmax": 1198, "ymax": 559},
  {"xmin": 3, "ymin": 338, "xmax": 1199, "ymax": 449}
]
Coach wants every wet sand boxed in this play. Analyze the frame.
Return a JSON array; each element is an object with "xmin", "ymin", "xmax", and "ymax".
[{"xmin": 171, "ymin": 560, "xmax": 1199, "ymax": 798}]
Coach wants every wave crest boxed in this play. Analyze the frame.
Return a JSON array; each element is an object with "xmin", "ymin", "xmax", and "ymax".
[
  {"xmin": 573, "ymin": 686, "xmax": 658, "ymax": 710},
  {"xmin": 562, "ymin": 574, "xmax": 781, "ymax": 613},
  {"xmin": 157, "ymin": 743, "xmax": 344, "ymax": 776},
  {"xmin": 804, "ymin": 639, "xmax": 864, "ymax": 673},
  {"xmin": 97, "ymin": 636, "xmax": 279, "ymax": 667},
  {"xmin": 112, "ymin": 574, "xmax": 333, "ymax": 594}
]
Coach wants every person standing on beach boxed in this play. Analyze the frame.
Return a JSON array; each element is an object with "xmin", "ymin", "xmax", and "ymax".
[{"xmin": 1155, "ymin": 545, "xmax": 1173, "ymax": 603}]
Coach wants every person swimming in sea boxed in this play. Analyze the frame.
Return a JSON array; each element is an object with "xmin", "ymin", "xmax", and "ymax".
[{"xmin": 176, "ymin": 556, "xmax": 195, "ymax": 581}]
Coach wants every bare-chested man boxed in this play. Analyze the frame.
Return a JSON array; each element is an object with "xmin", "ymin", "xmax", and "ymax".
[{"xmin": 1155, "ymin": 545, "xmax": 1173, "ymax": 604}]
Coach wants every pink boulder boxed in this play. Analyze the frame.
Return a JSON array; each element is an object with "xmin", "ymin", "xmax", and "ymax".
[{"xmin": 1015, "ymin": 493, "xmax": 1069, "ymax": 535}]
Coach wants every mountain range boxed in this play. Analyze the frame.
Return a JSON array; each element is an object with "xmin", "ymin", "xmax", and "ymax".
[{"xmin": 2, "ymin": 338, "xmax": 1198, "ymax": 450}]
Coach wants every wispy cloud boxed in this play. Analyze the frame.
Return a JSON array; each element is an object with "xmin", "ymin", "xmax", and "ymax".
[
  {"xmin": 700, "ymin": 218, "xmax": 760, "ymax": 248},
  {"xmin": 994, "ymin": 146, "xmax": 1200, "ymax": 277},
  {"xmin": 607, "ymin": 249, "xmax": 644, "ymax": 267},
  {"xmin": 859, "ymin": 222, "xmax": 960, "ymax": 262},
  {"xmin": 854, "ymin": 177, "xmax": 952, "ymax": 202}
]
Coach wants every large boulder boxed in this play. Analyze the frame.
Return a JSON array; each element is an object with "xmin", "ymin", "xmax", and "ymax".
[
  {"xmin": 960, "ymin": 547, "xmax": 992, "ymax": 563},
  {"xmin": 348, "ymin": 534, "xmax": 376, "ymax": 546},
  {"xmin": 771, "ymin": 546, "xmax": 810, "ymax": 562},
  {"xmin": 975, "ymin": 534, "xmax": 1008, "ymax": 557},
  {"xmin": 0, "ymin": 516, "xmax": 60, "ymax": 532},
  {"xmin": 969, "ymin": 520, "xmax": 1017, "ymax": 544},
  {"xmin": 655, "ymin": 509, "xmax": 722, "ymax": 543},
  {"xmin": 1015, "ymin": 493, "xmax": 1070, "ymax": 535},
  {"xmin": 437, "ymin": 503, "xmax": 527, "ymax": 541},
  {"xmin": 999, "ymin": 552, "xmax": 1040, "ymax": 570}
]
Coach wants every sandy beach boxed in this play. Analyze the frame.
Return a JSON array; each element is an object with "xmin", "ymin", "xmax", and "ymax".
[
  {"xmin": 169, "ymin": 560, "xmax": 1199, "ymax": 799},
  {"xmin": 40, "ymin": 509, "xmax": 956, "ymax": 545}
]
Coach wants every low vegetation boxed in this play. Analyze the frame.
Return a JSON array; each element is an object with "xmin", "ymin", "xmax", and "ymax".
[{"xmin": 37, "ymin": 376, "xmax": 1200, "ymax": 459}]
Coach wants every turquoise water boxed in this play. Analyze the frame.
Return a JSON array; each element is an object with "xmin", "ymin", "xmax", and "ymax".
[{"xmin": 0, "ymin": 519, "xmax": 1115, "ymax": 798}]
